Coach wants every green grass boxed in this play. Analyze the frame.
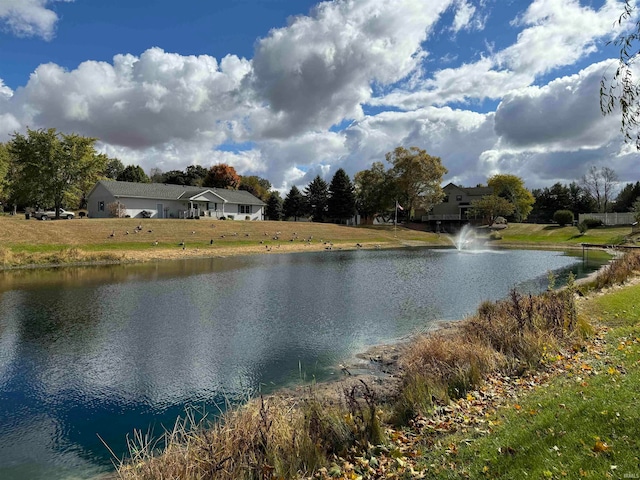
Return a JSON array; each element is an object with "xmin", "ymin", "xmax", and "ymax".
[
  {"xmin": 497, "ymin": 224, "xmax": 633, "ymax": 246},
  {"xmin": 418, "ymin": 282, "xmax": 640, "ymax": 480}
]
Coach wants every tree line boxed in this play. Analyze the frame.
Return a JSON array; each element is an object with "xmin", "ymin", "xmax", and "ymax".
[{"xmin": 1, "ymin": 128, "xmax": 638, "ymax": 224}]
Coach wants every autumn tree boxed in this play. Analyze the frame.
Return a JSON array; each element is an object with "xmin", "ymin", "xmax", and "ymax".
[
  {"xmin": 203, "ymin": 163, "xmax": 240, "ymax": 189},
  {"xmin": 487, "ymin": 174, "xmax": 534, "ymax": 222},
  {"xmin": 327, "ymin": 168, "xmax": 356, "ymax": 224},
  {"xmin": 354, "ymin": 161, "xmax": 397, "ymax": 221},
  {"xmin": 304, "ymin": 175, "xmax": 329, "ymax": 222},
  {"xmin": 265, "ymin": 191, "xmax": 283, "ymax": 220},
  {"xmin": 581, "ymin": 165, "xmax": 618, "ymax": 213},
  {"xmin": 117, "ymin": 165, "xmax": 150, "ymax": 183},
  {"xmin": 283, "ymin": 185, "xmax": 306, "ymax": 221},
  {"xmin": 470, "ymin": 195, "xmax": 515, "ymax": 224},
  {"xmin": 239, "ymin": 175, "xmax": 272, "ymax": 201},
  {"xmin": 386, "ymin": 146, "xmax": 447, "ymax": 219},
  {"xmin": 8, "ymin": 128, "xmax": 108, "ymax": 218}
]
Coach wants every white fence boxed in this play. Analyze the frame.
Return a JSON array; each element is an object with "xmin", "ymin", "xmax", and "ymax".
[{"xmin": 578, "ymin": 212, "xmax": 636, "ymax": 226}]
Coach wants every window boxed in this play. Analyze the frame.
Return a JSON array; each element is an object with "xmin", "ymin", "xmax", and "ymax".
[
  {"xmin": 240, "ymin": 205, "xmax": 252, "ymax": 214},
  {"xmin": 99, "ymin": 201, "xmax": 105, "ymax": 211},
  {"xmin": 456, "ymin": 195, "xmax": 462, "ymax": 201},
  {"xmin": 444, "ymin": 195, "xmax": 449, "ymax": 203}
]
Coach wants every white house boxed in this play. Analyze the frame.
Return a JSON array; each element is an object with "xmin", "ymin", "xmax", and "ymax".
[{"xmin": 87, "ymin": 180, "xmax": 266, "ymax": 220}]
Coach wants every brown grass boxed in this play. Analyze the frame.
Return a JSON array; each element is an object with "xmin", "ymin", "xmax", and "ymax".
[
  {"xmin": 592, "ymin": 250, "xmax": 640, "ymax": 289},
  {"xmin": 0, "ymin": 216, "xmax": 447, "ymax": 269}
]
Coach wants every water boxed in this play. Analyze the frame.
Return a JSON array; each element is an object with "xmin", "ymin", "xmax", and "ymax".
[{"xmin": 0, "ymin": 248, "xmax": 605, "ymax": 479}]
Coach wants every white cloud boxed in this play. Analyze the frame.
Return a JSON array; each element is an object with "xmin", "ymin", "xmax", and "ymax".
[
  {"xmin": 0, "ymin": 0, "xmax": 72, "ymax": 40},
  {"xmin": 249, "ymin": 0, "xmax": 454, "ymax": 137},
  {"xmin": 10, "ymin": 48, "xmax": 252, "ymax": 148},
  {"xmin": 450, "ymin": 0, "xmax": 485, "ymax": 34}
]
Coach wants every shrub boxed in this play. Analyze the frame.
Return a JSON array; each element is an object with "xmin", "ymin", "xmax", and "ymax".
[
  {"xmin": 583, "ymin": 218, "xmax": 603, "ymax": 228},
  {"xmin": 553, "ymin": 209, "xmax": 574, "ymax": 226},
  {"xmin": 227, "ymin": 215, "xmax": 234, "ymax": 220},
  {"xmin": 577, "ymin": 221, "xmax": 588, "ymax": 234}
]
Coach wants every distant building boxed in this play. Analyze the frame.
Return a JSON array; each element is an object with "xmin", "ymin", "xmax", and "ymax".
[
  {"xmin": 87, "ymin": 180, "xmax": 265, "ymax": 220},
  {"xmin": 423, "ymin": 183, "xmax": 493, "ymax": 229}
]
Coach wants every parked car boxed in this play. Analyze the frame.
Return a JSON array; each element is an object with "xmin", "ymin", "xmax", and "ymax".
[{"xmin": 33, "ymin": 208, "xmax": 75, "ymax": 220}]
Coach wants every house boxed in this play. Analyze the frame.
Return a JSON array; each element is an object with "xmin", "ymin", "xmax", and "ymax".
[
  {"xmin": 423, "ymin": 183, "xmax": 493, "ymax": 226},
  {"xmin": 87, "ymin": 180, "xmax": 266, "ymax": 220}
]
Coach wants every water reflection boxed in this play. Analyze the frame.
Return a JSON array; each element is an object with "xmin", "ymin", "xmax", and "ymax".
[{"xmin": 0, "ymin": 248, "xmax": 606, "ymax": 479}]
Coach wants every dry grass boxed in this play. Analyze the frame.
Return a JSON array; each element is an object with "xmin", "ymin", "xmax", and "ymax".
[
  {"xmin": 592, "ymin": 250, "xmax": 640, "ymax": 289},
  {"xmin": 0, "ymin": 216, "xmax": 447, "ymax": 268}
]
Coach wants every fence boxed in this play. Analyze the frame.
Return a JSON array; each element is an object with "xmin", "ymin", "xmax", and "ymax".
[{"xmin": 578, "ymin": 212, "xmax": 636, "ymax": 226}]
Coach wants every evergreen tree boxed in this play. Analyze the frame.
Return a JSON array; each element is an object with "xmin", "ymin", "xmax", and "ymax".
[
  {"xmin": 327, "ymin": 168, "xmax": 356, "ymax": 224},
  {"xmin": 614, "ymin": 181, "xmax": 640, "ymax": 212},
  {"xmin": 117, "ymin": 165, "xmax": 150, "ymax": 183},
  {"xmin": 265, "ymin": 192, "xmax": 283, "ymax": 220},
  {"xmin": 283, "ymin": 185, "xmax": 306, "ymax": 221},
  {"xmin": 304, "ymin": 175, "xmax": 329, "ymax": 222}
]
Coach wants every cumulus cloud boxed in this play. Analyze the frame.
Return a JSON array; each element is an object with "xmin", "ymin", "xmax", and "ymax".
[
  {"xmin": 0, "ymin": 0, "xmax": 72, "ymax": 40},
  {"xmin": 11, "ymin": 48, "xmax": 252, "ymax": 148},
  {"xmin": 249, "ymin": 0, "xmax": 454, "ymax": 137},
  {"xmin": 450, "ymin": 0, "xmax": 486, "ymax": 34},
  {"xmin": 494, "ymin": 60, "xmax": 619, "ymax": 151},
  {"xmin": 373, "ymin": 0, "xmax": 627, "ymax": 110}
]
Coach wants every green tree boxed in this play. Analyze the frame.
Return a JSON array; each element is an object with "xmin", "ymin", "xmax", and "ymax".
[
  {"xmin": 327, "ymin": 168, "xmax": 356, "ymax": 224},
  {"xmin": 9, "ymin": 128, "xmax": 107, "ymax": 218},
  {"xmin": 0, "ymin": 142, "xmax": 9, "ymax": 205},
  {"xmin": 162, "ymin": 169, "xmax": 190, "ymax": 185},
  {"xmin": 185, "ymin": 165, "xmax": 208, "ymax": 186},
  {"xmin": 104, "ymin": 158, "xmax": 125, "ymax": 179},
  {"xmin": 265, "ymin": 191, "xmax": 283, "ymax": 221},
  {"xmin": 354, "ymin": 161, "xmax": 397, "ymax": 222},
  {"xmin": 283, "ymin": 185, "xmax": 306, "ymax": 221},
  {"xmin": 386, "ymin": 146, "xmax": 447, "ymax": 219},
  {"xmin": 469, "ymin": 195, "xmax": 515, "ymax": 224},
  {"xmin": 203, "ymin": 163, "xmax": 240, "ymax": 189},
  {"xmin": 117, "ymin": 165, "xmax": 150, "ymax": 183},
  {"xmin": 487, "ymin": 174, "xmax": 534, "ymax": 222},
  {"xmin": 239, "ymin": 175, "xmax": 272, "ymax": 201},
  {"xmin": 614, "ymin": 181, "xmax": 640, "ymax": 212},
  {"xmin": 553, "ymin": 210, "xmax": 574, "ymax": 227},
  {"xmin": 304, "ymin": 175, "xmax": 329, "ymax": 222}
]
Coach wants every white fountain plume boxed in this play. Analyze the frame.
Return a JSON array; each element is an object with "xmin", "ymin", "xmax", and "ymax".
[{"xmin": 450, "ymin": 224, "xmax": 487, "ymax": 252}]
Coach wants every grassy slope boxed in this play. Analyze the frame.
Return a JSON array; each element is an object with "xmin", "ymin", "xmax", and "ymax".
[
  {"xmin": 497, "ymin": 223, "xmax": 632, "ymax": 247},
  {"xmin": 417, "ymin": 282, "xmax": 640, "ymax": 480}
]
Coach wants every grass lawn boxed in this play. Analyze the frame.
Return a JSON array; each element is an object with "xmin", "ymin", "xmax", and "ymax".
[
  {"xmin": 497, "ymin": 223, "xmax": 633, "ymax": 247},
  {"xmin": 416, "ymin": 282, "xmax": 640, "ymax": 479}
]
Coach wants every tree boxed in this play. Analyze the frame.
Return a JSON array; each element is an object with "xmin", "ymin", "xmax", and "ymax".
[
  {"xmin": 117, "ymin": 165, "xmax": 150, "ymax": 183},
  {"xmin": 0, "ymin": 143, "xmax": 10, "ymax": 206},
  {"xmin": 581, "ymin": 165, "xmax": 618, "ymax": 213},
  {"xmin": 203, "ymin": 163, "xmax": 240, "ymax": 189},
  {"xmin": 487, "ymin": 174, "xmax": 534, "ymax": 222},
  {"xmin": 239, "ymin": 175, "xmax": 272, "ymax": 201},
  {"xmin": 327, "ymin": 168, "xmax": 356, "ymax": 224},
  {"xmin": 469, "ymin": 195, "xmax": 515, "ymax": 224},
  {"xmin": 553, "ymin": 210, "xmax": 574, "ymax": 227},
  {"xmin": 185, "ymin": 165, "xmax": 208, "ymax": 186},
  {"xmin": 386, "ymin": 146, "xmax": 447, "ymax": 219},
  {"xmin": 149, "ymin": 167, "xmax": 164, "ymax": 183},
  {"xmin": 354, "ymin": 161, "xmax": 397, "ymax": 222},
  {"xmin": 283, "ymin": 185, "xmax": 306, "ymax": 221},
  {"xmin": 162, "ymin": 169, "xmax": 190, "ymax": 185},
  {"xmin": 104, "ymin": 158, "xmax": 125, "ymax": 180},
  {"xmin": 600, "ymin": 1, "xmax": 640, "ymax": 149},
  {"xmin": 265, "ymin": 191, "xmax": 283, "ymax": 220},
  {"xmin": 8, "ymin": 128, "xmax": 108, "ymax": 218},
  {"xmin": 614, "ymin": 181, "xmax": 640, "ymax": 212},
  {"xmin": 633, "ymin": 197, "xmax": 640, "ymax": 222},
  {"xmin": 304, "ymin": 175, "xmax": 329, "ymax": 222}
]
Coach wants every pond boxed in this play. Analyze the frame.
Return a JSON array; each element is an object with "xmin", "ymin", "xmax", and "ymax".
[{"xmin": 0, "ymin": 247, "xmax": 605, "ymax": 479}]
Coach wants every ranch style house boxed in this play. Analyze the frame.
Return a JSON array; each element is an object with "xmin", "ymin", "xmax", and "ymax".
[{"xmin": 87, "ymin": 180, "xmax": 266, "ymax": 220}]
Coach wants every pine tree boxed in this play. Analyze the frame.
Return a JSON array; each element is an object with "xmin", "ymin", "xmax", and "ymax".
[
  {"xmin": 265, "ymin": 192, "xmax": 283, "ymax": 220},
  {"xmin": 327, "ymin": 168, "xmax": 356, "ymax": 224},
  {"xmin": 283, "ymin": 185, "xmax": 306, "ymax": 221},
  {"xmin": 304, "ymin": 175, "xmax": 329, "ymax": 222}
]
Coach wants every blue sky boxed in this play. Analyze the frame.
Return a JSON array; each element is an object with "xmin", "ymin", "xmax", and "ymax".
[{"xmin": 0, "ymin": 0, "xmax": 637, "ymax": 191}]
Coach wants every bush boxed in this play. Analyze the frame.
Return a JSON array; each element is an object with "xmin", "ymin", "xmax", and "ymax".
[
  {"xmin": 553, "ymin": 209, "xmax": 574, "ymax": 226},
  {"xmin": 227, "ymin": 215, "xmax": 234, "ymax": 220},
  {"xmin": 577, "ymin": 221, "xmax": 588, "ymax": 234},
  {"xmin": 583, "ymin": 218, "xmax": 603, "ymax": 228}
]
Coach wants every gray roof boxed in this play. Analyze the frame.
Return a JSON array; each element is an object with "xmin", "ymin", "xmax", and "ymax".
[{"xmin": 95, "ymin": 180, "xmax": 266, "ymax": 205}]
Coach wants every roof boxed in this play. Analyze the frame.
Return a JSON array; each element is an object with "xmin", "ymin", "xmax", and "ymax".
[
  {"xmin": 443, "ymin": 182, "xmax": 493, "ymax": 197},
  {"xmin": 92, "ymin": 180, "xmax": 266, "ymax": 205}
]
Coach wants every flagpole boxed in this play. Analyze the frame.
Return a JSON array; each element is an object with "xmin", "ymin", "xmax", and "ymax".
[{"xmin": 394, "ymin": 199, "xmax": 398, "ymax": 237}]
